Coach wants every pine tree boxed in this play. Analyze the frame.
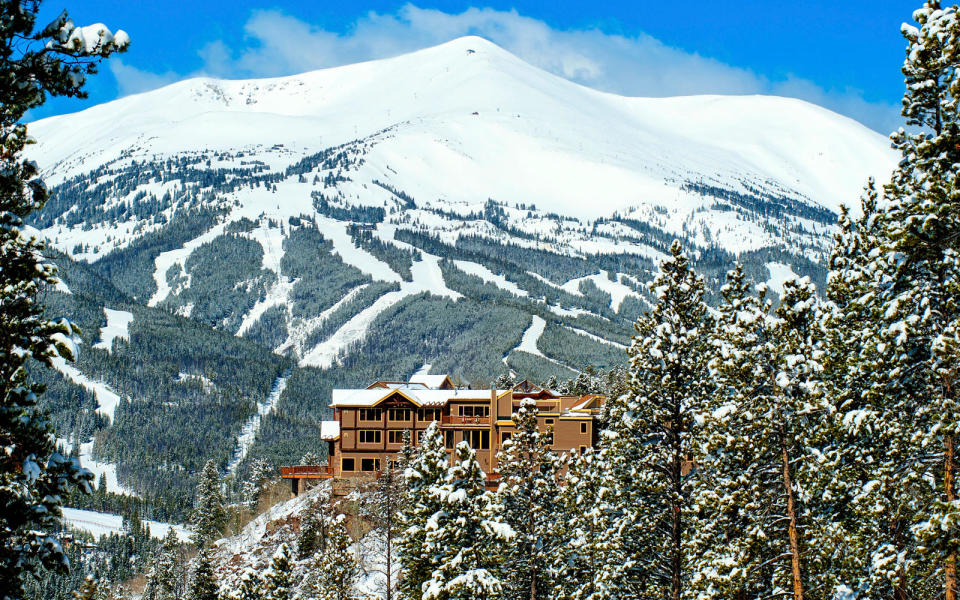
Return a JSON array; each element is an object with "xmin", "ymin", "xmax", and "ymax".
[
  {"xmin": 496, "ymin": 398, "xmax": 564, "ymax": 600},
  {"xmin": 192, "ymin": 459, "xmax": 228, "ymax": 547},
  {"xmin": 846, "ymin": 4, "xmax": 960, "ymax": 598},
  {"xmin": 0, "ymin": 6, "xmax": 127, "ymax": 598},
  {"xmin": 74, "ymin": 576, "xmax": 99, "ymax": 600},
  {"xmin": 361, "ymin": 460, "xmax": 406, "ymax": 600},
  {"xmin": 143, "ymin": 528, "xmax": 185, "ymax": 600},
  {"xmin": 188, "ymin": 546, "xmax": 219, "ymax": 600},
  {"xmin": 308, "ymin": 514, "xmax": 358, "ymax": 600},
  {"xmin": 230, "ymin": 568, "xmax": 262, "ymax": 600},
  {"xmin": 690, "ymin": 272, "xmax": 829, "ymax": 600},
  {"xmin": 398, "ymin": 422, "xmax": 448, "ymax": 600},
  {"xmin": 603, "ymin": 240, "xmax": 712, "ymax": 600},
  {"xmin": 263, "ymin": 543, "xmax": 294, "ymax": 600},
  {"xmin": 298, "ymin": 497, "xmax": 331, "ymax": 559},
  {"xmin": 552, "ymin": 448, "xmax": 615, "ymax": 600},
  {"xmin": 422, "ymin": 442, "xmax": 512, "ymax": 600}
]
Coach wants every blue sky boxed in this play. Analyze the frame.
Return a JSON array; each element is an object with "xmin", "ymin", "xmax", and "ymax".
[{"xmin": 34, "ymin": 1, "xmax": 917, "ymax": 133}]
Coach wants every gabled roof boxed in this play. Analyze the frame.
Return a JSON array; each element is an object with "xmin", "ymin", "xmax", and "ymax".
[
  {"xmin": 409, "ymin": 374, "xmax": 454, "ymax": 390},
  {"xmin": 331, "ymin": 386, "xmax": 507, "ymax": 408}
]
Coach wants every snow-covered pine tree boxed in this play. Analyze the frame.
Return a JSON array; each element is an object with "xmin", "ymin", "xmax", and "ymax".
[
  {"xmin": 494, "ymin": 372, "xmax": 516, "ymax": 389},
  {"xmin": 602, "ymin": 240, "xmax": 712, "ymax": 600},
  {"xmin": 73, "ymin": 576, "xmax": 98, "ymax": 600},
  {"xmin": 0, "ymin": 6, "xmax": 127, "ymax": 597},
  {"xmin": 143, "ymin": 529, "xmax": 186, "ymax": 600},
  {"xmin": 263, "ymin": 543, "xmax": 294, "ymax": 600},
  {"xmin": 398, "ymin": 422, "xmax": 448, "ymax": 600},
  {"xmin": 298, "ymin": 496, "xmax": 332, "ymax": 559},
  {"xmin": 496, "ymin": 398, "xmax": 564, "ymax": 600},
  {"xmin": 422, "ymin": 442, "xmax": 513, "ymax": 600},
  {"xmin": 691, "ymin": 272, "xmax": 829, "ymax": 600},
  {"xmin": 230, "ymin": 568, "xmax": 262, "ymax": 600},
  {"xmin": 192, "ymin": 459, "xmax": 228, "ymax": 546},
  {"xmin": 361, "ymin": 459, "xmax": 406, "ymax": 600},
  {"xmin": 187, "ymin": 546, "xmax": 219, "ymax": 600},
  {"xmin": 552, "ymin": 448, "xmax": 616, "ymax": 600},
  {"xmin": 308, "ymin": 513, "xmax": 359, "ymax": 600},
  {"xmin": 876, "ymin": 5, "xmax": 960, "ymax": 600}
]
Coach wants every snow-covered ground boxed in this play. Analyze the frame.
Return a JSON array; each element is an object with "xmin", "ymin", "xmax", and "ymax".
[
  {"xmin": 50, "ymin": 356, "xmax": 122, "ymax": 421},
  {"xmin": 517, "ymin": 315, "xmax": 547, "ymax": 357},
  {"xmin": 62, "ymin": 507, "xmax": 191, "ymax": 541},
  {"xmin": 561, "ymin": 271, "xmax": 639, "ymax": 312},
  {"xmin": 453, "ymin": 260, "xmax": 528, "ymax": 297},
  {"xmin": 765, "ymin": 262, "xmax": 800, "ymax": 295},
  {"xmin": 300, "ymin": 251, "xmax": 462, "ymax": 369},
  {"xmin": 565, "ymin": 325, "xmax": 628, "ymax": 349},
  {"xmin": 227, "ymin": 372, "xmax": 290, "ymax": 475},
  {"xmin": 58, "ymin": 437, "xmax": 134, "ymax": 496},
  {"xmin": 147, "ymin": 221, "xmax": 229, "ymax": 306},
  {"xmin": 92, "ymin": 308, "xmax": 133, "ymax": 354}
]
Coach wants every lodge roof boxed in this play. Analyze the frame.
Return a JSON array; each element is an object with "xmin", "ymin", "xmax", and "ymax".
[{"xmin": 330, "ymin": 387, "xmax": 510, "ymax": 408}]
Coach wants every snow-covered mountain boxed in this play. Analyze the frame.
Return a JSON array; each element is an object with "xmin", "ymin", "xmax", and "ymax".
[{"xmin": 28, "ymin": 36, "xmax": 899, "ymax": 502}]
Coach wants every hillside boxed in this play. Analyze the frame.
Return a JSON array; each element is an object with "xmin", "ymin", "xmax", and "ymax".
[{"xmin": 24, "ymin": 35, "xmax": 898, "ymax": 503}]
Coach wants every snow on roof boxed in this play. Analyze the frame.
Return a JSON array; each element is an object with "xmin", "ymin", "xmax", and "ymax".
[
  {"xmin": 320, "ymin": 421, "xmax": 340, "ymax": 440},
  {"xmin": 408, "ymin": 374, "xmax": 451, "ymax": 389},
  {"xmin": 330, "ymin": 387, "xmax": 496, "ymax": 408}
]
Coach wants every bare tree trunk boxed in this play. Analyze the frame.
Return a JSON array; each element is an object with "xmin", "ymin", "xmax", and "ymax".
[
  {"xmin": 781, "ymin": 425, "xmax": 805, "ymax": 600},
  {"xmin": 947, "ymin": 434, "xmax": 957, "ymax": 600}
]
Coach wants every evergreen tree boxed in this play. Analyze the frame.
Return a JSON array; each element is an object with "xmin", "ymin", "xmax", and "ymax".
[
  {"xmin": 691, "ymin": 272, "xmax": 829, "ymax": 600},
  {"xmin": 603, "ymin": 240, "xmax": 712, "ymax": 600},
  {"xmin": 143, "ymin": 528, "xmax": 185, "ymax": 600},
  {"xmin": 397, "ymin": 422, "xmax": 448, "ymax": 600},
  {"xmin": 229, "ymin": 568, "xmax": 262, "ymax": 600},
  {"xmin": 188, "ymin": 546, "xmax": 219, "ymax": 600},
  {"xmin": 361, "ymin": 460, "xmax": 406, "ymax": 600},
  {"xmin": 297, "ymin": 496, "xmax": 331, "ymax": 559},
  {"xmin": 496, "ymin": 398, "xmax": 564, "ymax": 600},
  {"xmin": 308, "ymin": 514, "xmax": 358, "ymax": 600},
  {"xmin": 0, "ymin": 5, "xmax": 127, "ymax": 598},
  {"xmin": 192, "ymin": 459, "xmax": 227, "ymax": 546},
  {"xmin": 73, "ymin": 576, "xmax": 98, "ymax": 600},
  {"xmin": 552, "ymin": 448, "xmax": 614, "ymax": 600},
  {"xmin": 422, "ymin": 442, "xmax": 512, "ymax": 600},
  {"xmin": 263, "ymin": 543, "xmax": 294, "ymax": 600},
  {"xmin": 838, "ymin": 4, "xmax": 960, "ymax": 598}
]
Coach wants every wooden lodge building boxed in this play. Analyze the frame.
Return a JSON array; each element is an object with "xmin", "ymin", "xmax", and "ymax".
[{"xmin": 281, "ymin": 374, "xmax": 605, "ymax": 494}]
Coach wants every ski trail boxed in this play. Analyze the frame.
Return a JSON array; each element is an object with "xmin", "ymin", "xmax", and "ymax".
[{"xmin": 227, "ymin": 371, "xmax": 290, "ymax": 475}]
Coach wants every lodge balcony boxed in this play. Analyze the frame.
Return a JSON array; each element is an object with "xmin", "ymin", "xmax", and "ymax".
[
  {"xmin": 441, "ymin": 415, "xmax": 490, "ymax": 426},
  {"xmin": 280, "ymin": 465, "xmax": 333, "ymax": 479}
]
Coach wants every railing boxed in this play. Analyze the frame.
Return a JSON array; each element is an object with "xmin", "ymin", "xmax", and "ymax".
[
  {"xmin": 441, "ymin": 415, "xmax": 490, "ymax": 426},
  {"xmin": 280, "ymin": 465, "xmax": 332, "ymax": 478}
]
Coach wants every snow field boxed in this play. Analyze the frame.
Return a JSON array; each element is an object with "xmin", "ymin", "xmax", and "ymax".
[
  {"xmin": 227, "ymin": 373, "xmax": 290, "ymax": 475},
  {"xmin": 62, "ymin": 507, "xmax": 191, "ymax": 541},
  {"xmin": 92, "ymin": 308, "xmax": 133, "ymax": 354},
  {"xmin": 50, "ymin": 356, "xmax": 122, "ymax": 422}
]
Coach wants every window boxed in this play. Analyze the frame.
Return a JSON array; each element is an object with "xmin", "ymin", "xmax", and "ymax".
[
  {"xmin": 466, "ymin": 430, "xmax": 490, "ymax": 450},
  {"xmin": 580, "ymin": 446, "xmax": 587, "ymax": 456},
  {"xmin": 581, "ymin": 422, "xmax": 588, "ymax": 434},
  {"xmin": 388, "ymin": 430, "xmax": 405, "ymax": 444},
  {"xmin": 457, "ymin": 405, "xmax": 490, "ymax": 417},
  {"xmin": 417, "ymin": 408, "xmax": 441, "ymax": 422},
  {"xmin": 360, "ymin": 430, "xmax": 382, "ymax": 444},
  {"xmin": 445, "ymin": 430, "xmax": 455, "ymax": 449},
  {"xmin": 341, "ymin": 458, "xmax": 355, "ymax": 472},
  {"xmin": 359, "ymin": 408, "xmax": 382, "ymax": 421},
  {"xmin": 388, "ymin": 408, "xmax": 411, "ymax": 421},
  {"xmin": 388, "ymin": 459, "xmax": 401, "ymax": 470},
  {"xmin": 501, "ymin": 432, "xmax": 512, "ymax": 444},
  {"xmin": 361, "ymin": 458, "xmax": 381, "ymax": 472},
  {"xmin": 545, "ymin": 418, "xmax": 554, "ymax": 426}
]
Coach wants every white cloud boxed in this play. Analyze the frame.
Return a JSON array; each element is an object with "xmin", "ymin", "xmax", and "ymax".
[
  {"xmin": 111, "ymin": 4, "xmax": 902, "ymax": 132},
  {"xmin": 108, "ymin": 58, "xmax": 180, "ymax": 96}
]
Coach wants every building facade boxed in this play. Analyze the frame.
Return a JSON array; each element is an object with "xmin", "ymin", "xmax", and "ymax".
[{"xmin": 281, "ymin": 375, "xmax": 605, "ymax": 494}]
